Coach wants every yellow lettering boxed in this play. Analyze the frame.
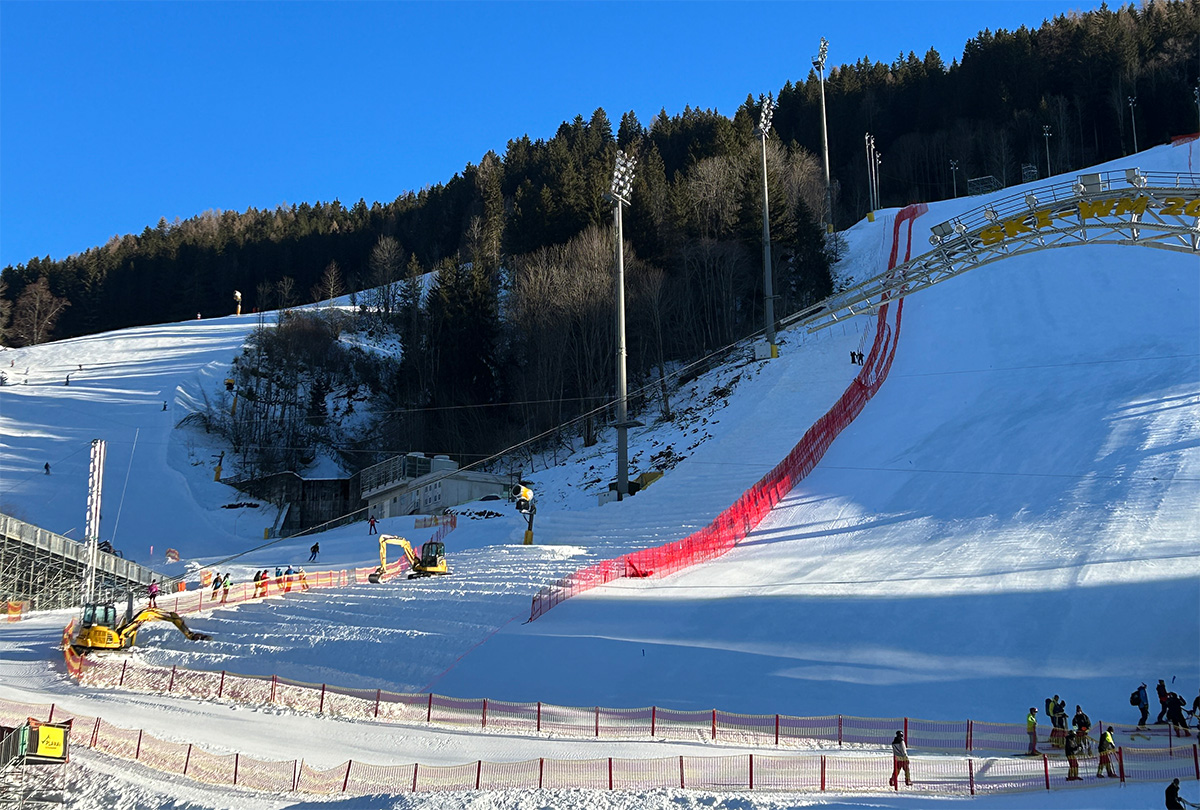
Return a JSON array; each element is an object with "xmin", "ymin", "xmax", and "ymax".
[
  {"xmin": 1034, "ymin": 210, "xmax": 1054, "ymax": 229},
  {"xmin": 1161, "ymin": 197, "xmax": 1186, "ymax": 216},
  {"xmin": 980, "ymin": 224, "xmax": 1006, "ymax": 245},
  {"xmin": 1003, "ymin": 218, "xmax": 1035, "ymax": 238},
  {"xmin": 1114, "ymin": 196, "xmax": 1149, "ymax": 217},
  {"xmin": 1184, "ymin": 199, "xmax": 1200, "ymax": 217},
  {"xmin": 1078, "ymin": 198, "xmax": 1117, "ymax": 219}
]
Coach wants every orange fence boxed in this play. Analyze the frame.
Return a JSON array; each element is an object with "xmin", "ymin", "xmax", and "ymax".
[
  {"xmin": 65, "ymin": 651, "xmax": 1192, "ymax": 762},
  {"xmin": 3, "ymin": 696, "xmax": 1194, "ymax": 797},
  {"xmin": 529, "ymin": 204, "xmax": 928, "ymax": 621}
]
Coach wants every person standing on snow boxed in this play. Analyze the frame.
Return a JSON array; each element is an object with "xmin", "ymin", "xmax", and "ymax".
[
  {"xmin": 147, "ymin": 580, "xmax": 159, "ymax": 609},
  {"xmin": 1073, "ymin": 704, "xmax": 1092, "ymax": 753},
  {"xmin": 1026, "ymin": 707, "xmax": 1040, "ymax": 755},
  {"xmin": 888, "ymin": 730, "xmax": 911, "ymax": 787},
  {"xmin": 1138, "ymin": 682, "xmax": 1151, "ymax": 727},
  {"xmin": 1157, "ymin": 679, "xmax": 1171, "ymax": 724},
  {"xmin": 1165, "ymin": 777, "xmax": 1199, "ymax": 809},
  {"xmin": 368, "ymin": 516, "xmax": 377, "ymax": 535},
  {"xmin": 1096, "ymin": 726, "xmax": 1117, "ymax": 778},
  {"xmin": 221, "ymin": 573, "xmax": 231, "ymax": 603},
  {"xmin": 309, "ymin": 542, "xmax": 319, "ymax": 562},
  {"xmin": 1064, "ymin": 729, "xmax": 1083, "ymax": 780}
]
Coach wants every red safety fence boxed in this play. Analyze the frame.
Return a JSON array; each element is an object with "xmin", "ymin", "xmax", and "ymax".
[
  {"xmin": 529, "ymin": 204, "xmax": 929, "ymax": 621},
  {"xmin": 3, "ymin": 696, "xmax": 1194, "ymax": 797},
  {"xmin": 64, "ymin": 650, "xmax": 1190, "ymax": 762}
]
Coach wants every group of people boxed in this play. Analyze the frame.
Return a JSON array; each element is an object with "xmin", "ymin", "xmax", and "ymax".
[
  {"xmin": 209, "ymin": 572, "xmax": 232, "ymax": 603},
  {"xmin": 1138, "ymin": 680, "xmax": 1198, "ymax": 737},
  {"xmin": 252, "ymin": 566, "xmax": 306, "ymax": 597}
]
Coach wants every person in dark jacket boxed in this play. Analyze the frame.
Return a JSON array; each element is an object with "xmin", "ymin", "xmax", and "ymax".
[
  {"xmin": 1138, "ymin": 682, "xmax": 1151, "ymax": 727},
  {"xmin": 1157, "ymin": 679, "xmax": 1171, "ymax": 724},
  {"xmin": 309, "ymin": 542, "xmax": 320, "ymax": 561},
  {"xmin": 1065, "ymin": 729, "xmax": 1083, "ymax": 780},
  {"xmin": 1073, "ymin": 705, "xmax": 1092, "ymax": 755},
  {"xmin": 1164, "ymin": 777, "xmax": 1198, "ymax": 809},
  {"xmin": 888, "ymin": 730, "xmax": 911, "ymax": 787},
  {"xmin": 1167, "ymin": 692, "xmax": 1192, "ymax": 737}
]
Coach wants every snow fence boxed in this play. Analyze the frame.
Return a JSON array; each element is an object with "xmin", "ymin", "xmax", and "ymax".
[
  {"xmin": 529, "ymin": 203, "xmax": 928, "ymax": 621},
  {"xmin": 4, "ymin": 697, "xmax": 1197, "ymax": 797}
]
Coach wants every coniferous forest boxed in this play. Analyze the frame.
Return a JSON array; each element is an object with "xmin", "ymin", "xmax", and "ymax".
[{"xmin": 3, "ymin": 2, "xmax": 1198, "ymax": 474}]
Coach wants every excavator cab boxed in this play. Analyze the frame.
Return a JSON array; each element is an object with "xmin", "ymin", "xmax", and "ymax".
[{"xmin": 415, "ymin": 541, "xmax": 447, "ymax": 576}]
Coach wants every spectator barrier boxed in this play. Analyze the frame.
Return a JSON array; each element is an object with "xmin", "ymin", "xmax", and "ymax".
[
  {"xmin": 3, "ymin": 697, "xmax": 1195, "ymax": 798},
  {"xmin": 63, "ymin": 646, "xmax": 1190, "ymax": 763},
  {"xmin": 529, "ymin": 203, "xmax": 928, "ymax": 621}
]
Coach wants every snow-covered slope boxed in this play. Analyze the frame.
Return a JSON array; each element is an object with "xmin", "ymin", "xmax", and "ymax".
[{"xmin": 0, "ymin": 139, "xmax": 1197, "ymax": 810}]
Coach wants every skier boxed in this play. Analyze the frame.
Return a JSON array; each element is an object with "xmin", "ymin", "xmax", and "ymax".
[
  {"xmin": 147, "ymin": 580, "xmax": 159, "ymax": 609},
  {"xmin": 308, "ymin": 542, "xmax": 319, "ymax": 562},
  {"xmin": 1167, "ymin": 692, "xmax": 1191, "ymax": 737},
  {"xmin": 1064, "ymin": 729, "xmax": 1083, "ymax": 780},
  {"xmin": 1026, "ymin": 707, "xmax": 1039, "ymax": 755},
  {"xmin": 44, "ymin": 462, "xmax": 50, "ymax": 475},
  {"xmin": 1096, "ymin": 726, "xmax": 1117, "ymax": 777},
  {"xmin": 888, "ymin": 730, "xmax": 911, "ymax": 787},
  {"xmin": 1157, "ymin": 679, "xmax": 1170, "ymax": 724},
  {"xmin": 1137, "ymin": 682, "xmax": 1151, "ymax": 727},
  {"xmin": 221, "ymin": 572, "xmax": 231, "ymax": 603},
  {"xmin": 1047, "ymin": 695, "xmax": 1065, "ymax": 748},
  {"xmin": 368, "ymin": 516, "xmax": 378, "ymax": 535},
  {"xmin": 210, "ymin": 573, "xmax": 222, "ymax": 600}
]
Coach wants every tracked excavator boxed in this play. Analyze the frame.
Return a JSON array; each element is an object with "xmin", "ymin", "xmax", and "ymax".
[
  {"xmin": 72, "ymin": 595, "xmax": 212, "ymax": 653},
  {"xmin": 368, "ymin": 534, "xmax": 450, "ymax": 583}
]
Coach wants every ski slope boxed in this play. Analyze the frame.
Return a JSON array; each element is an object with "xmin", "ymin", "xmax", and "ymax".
[{"xmin": 1, "ymin": 140, "xmax": 1198, "ymax": 810}]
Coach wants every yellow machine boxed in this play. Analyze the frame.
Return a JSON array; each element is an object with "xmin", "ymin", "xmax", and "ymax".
[
  {"xmin": 72, "ymin": 601, "xmax": 211, "ymax": 652},
  {"xmin": 368, "ymin": 534, "xmax": 450, "ymax": 583}
]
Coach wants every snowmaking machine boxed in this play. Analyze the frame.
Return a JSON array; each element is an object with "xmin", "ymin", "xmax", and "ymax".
[{"xmin": 368, "ymin": 535, "xmax": 450, "ymax": 583}]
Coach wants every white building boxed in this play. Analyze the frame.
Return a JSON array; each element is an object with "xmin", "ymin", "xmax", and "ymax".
[{"xmin": 361, "ymin": 453, "xmax": 508, "ymax": 518}]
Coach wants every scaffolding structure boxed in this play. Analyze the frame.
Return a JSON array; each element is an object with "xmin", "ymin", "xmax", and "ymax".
[{"xmin": 0, "ymin": 514, "xmax": 157, "ymax": 612}]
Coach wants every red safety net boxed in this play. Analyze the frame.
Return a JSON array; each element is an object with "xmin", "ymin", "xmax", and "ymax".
[{"xmin": 528, "ymin": 204, "xmax": 928, "ymax": 621}]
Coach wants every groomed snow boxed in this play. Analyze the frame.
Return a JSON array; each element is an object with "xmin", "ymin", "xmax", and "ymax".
[{"xmin": 1, "ymin": 140, "xmax": 1198, "ymax": 809}]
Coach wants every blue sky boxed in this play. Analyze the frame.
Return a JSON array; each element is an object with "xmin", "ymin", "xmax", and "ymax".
[{"xmin": 0, "ymin": 1, "xmax": 1102, "ymax": 269}]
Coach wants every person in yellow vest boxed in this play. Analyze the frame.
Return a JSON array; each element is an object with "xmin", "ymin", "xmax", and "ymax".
[
  {"xmin": 1026, "ymin": 707, "xmax": 1039, "ymax": 755},
  {"xmin": 1096, "ymin": 726, "xmax": 1117, "ymax": 778}
]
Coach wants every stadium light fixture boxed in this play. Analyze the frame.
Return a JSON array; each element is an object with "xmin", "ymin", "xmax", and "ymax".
[{"xmin": 605, "ymin": 150, "xmax": 638, "ymax": 500}]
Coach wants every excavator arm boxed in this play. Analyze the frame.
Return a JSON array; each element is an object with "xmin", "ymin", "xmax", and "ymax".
[
  {"xmin": 378, "ymin": 535, "xmax": 417, "ymax": 570},
  {"xmin": 118, "ymin": 608, "xmax": 212, "ymax": 644}
]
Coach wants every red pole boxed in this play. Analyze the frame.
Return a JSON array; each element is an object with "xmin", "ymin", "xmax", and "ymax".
[
  {"xmin": 1118, "ymin": 747, "xmax": 1126, "ymax": 783},
  {"xmin": 271, "ymin": 674, "xmax": 278, "ymax": 704},
  {"xmin": 47, "ymin": 704, "xmax": 54, "ymax": 722},
  {"xmin": 375, "ymin": 689, "xmax": 381, "ymax": 719},
  {"xmin": 538, "ymin": 758, "xmax": 544, "ymax": 789},
  {"xmin": 342, "ymin": 760, "xmax": 352, "ymax": 792},
  {"xmin": 904, "ymin": 717, "xmax": 908, "ymax": 742},
  {"xmin": 119, "ymin": 660, "xmax": 128, "ymax": 687},
  {"xmin": 427, "ymin": 693, "xmax": 433, "ymax": 723},
  {"xmin": 90, "ymin": 717, "xmax": 101, "ymax": 748},
  {"xmin": 608, "ymin": 757, "xmax": 613, "ymax": 790},
  {"xmin": 968, "ymin": 758, "xmax": 975, "ymax": 796},
  {"xmin": 1043, "ymin": 754, "xmax": 1050, "ymax": 790},
  {"xmin": 680, "ymin": 755, "xmax": 685, "ymax": 789},
  {"xmin": 967, "ymin": 719, "xmax": 973, "ymax": 751},
  {"xmin": 482, "ymin": 698, "xmax": 488, "ymax": 728},
  {"xmin": 293, "ymin": 759, "xmax": 300, "ymax": 791},
  {"xmin": 820, "ymin": 755, "xmax": 826, "ymax": 791},
  {"xmin": 218, "ymin": 670, "xmax": 226, "ymax": 699},
  {"xmin": 1194, "ymin": 744, "xmax": 1200, "ymax": 780},
  {"xmin": 775, "ymin": 714, "xmax": 780, "ymax": 746},
  {"xmin": 651, "ymin": 706, "xmax": 656, "ymax": 737},
  {"xmin": 749, "ymin": 754, "xmax": 754, "ymax": 790},
  {"xmin": 838, "ymin": 715, "xmax": 843, "ymax": 746},
  {"xmin": 168, "ymin": 665, "xmax": 176, "ymax": 693},
  {"xmin": 234, "ymin": 753, "xmax": 240, "ymax": 786},
  {"xmin": 135, "ymin": 730, "xmax": 143, "ymax": 760},
  {"xmin": 712, "ymin": 709, "xmax": 717, "ymax": 740},
  {"xmin": 412, "ymin": 763, "xmax": 418, "ymax": 792},
  {"xmin": 537, "ymin": 702, "xmax": 541, "ymax": 732},
  {"xmin": 595, "ymin": 706, "xmax": 600, "ymax": 737},
  {"xmin": 319, "ymin": 683, "xmax": 326, "ymax": 714},
  {"xmin": 184, "ymin": 744, "xmax": 192, "ymax": 776},
  {"xmin": 475, "ymin": 760, "xmax": 482, "ymax": 790}
]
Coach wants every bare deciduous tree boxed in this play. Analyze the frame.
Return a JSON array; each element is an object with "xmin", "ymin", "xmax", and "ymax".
[{"xmin": 11, "ymin": 277, "xmax": 70, "ymax": 346}]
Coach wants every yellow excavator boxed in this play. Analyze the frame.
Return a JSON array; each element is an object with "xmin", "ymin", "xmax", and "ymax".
[
  {"xmin": 72, "ymin": 598, "xmax": 212, "ymax": 653},
  {"xmin": 368, "ymin": 534, "xmax": 450, "ymax": 583}
]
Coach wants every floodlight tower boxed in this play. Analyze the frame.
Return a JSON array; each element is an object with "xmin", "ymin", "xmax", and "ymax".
[
  {"xmin": 756, "ymin": 93, "xmax": 778, "ymax": 356},
  {"xmin": 813, "ymin": 38, "xmax": 833, "ymax": 233},
  {"xmin": 605, "ymin": 150, "xmax": 637, "ymax": 500},
  {"xmin": 83, "ymin": 439, "xmax": 107, "ymax": 605},
  {"xmin": 1043, "ymin": 125, "xmax": 1052, "ymax": 177},
  {"xmin": 1128, "ymin": 96, "xmax": 1139, "ymax": 153},
  {"xmin": 949, "ymin": 159, "xmax": 959, "ymax": 198}
]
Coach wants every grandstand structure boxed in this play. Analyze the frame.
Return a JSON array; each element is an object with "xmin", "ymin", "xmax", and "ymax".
[{"xmin": 0, "ymin": 513, "xmax": 158, "ymax": 611}]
